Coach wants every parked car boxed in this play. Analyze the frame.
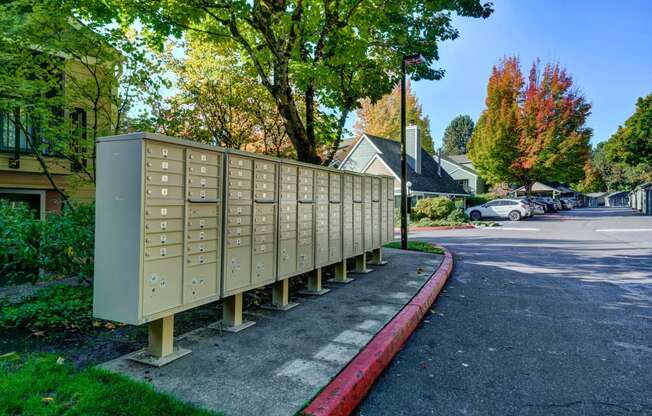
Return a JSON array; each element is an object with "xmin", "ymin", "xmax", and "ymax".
[
  {"xmin": 530, "ymin": 200, "xmax": 546, "ymax": 215},
  {"xmin": 534, "ymin": 197, "xmax": 555, "ymax": 213},
  {"xmin": 466, "ymin": 199, "xmax": 531, "ymax": 221},
  {"xmin": 560, "ymin": 198, "xmax": 573, "ymax": 210},
  {"xmin": 551, "ymin": 198, "xmax": 563, "ymax": 211}
]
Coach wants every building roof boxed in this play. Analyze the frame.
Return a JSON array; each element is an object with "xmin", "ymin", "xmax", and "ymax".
[
  {"xmin": 634, "ymin": 182, "xmax": 652, "ymax": 190},
  {"xmin": 607, "ymin": 190, "xmax": 630, "ymax": 198},
  {"xmin": 439, "ymin": 154, "xmax": 478, "ymax": 175},
  {"xmin": 586, "ymin": 192, "xmax": 608, "ymax": 198},
  {"xmin": 362, "ymin": 134, "xmax": 468, "ymax": 195}
]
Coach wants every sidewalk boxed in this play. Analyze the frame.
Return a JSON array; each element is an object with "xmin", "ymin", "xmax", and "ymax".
[{"xmin": 101, "ymin": 248, "xmax": 443, "ymax": 416}]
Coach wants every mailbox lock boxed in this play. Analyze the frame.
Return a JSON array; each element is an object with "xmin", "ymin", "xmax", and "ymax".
[{"xmin": 201, "ymin": 166, "xmax": 206, "ymax": 174}]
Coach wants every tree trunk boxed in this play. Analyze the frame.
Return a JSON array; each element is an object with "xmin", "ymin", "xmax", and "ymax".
[
  {"xmin": 276, "ymin": 86, "xmax": 319, "ymax": 163},
  {"xmin": 305, "ymin": 84, "xmax": 316, "ymax": 149}
]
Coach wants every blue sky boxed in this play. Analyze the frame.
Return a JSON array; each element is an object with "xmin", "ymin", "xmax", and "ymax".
[{"xmin": 346, "ymin": 0, "xmax": 652, "ymax": 148}]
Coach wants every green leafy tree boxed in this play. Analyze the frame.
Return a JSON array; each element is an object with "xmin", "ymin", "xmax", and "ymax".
[
  {"xmin": 92, "ymin": 0, "xmax": 492, "ymax": 162},
  {"xmin": 603, "ymin": 93, "xmax": 652, "ymax": 186},
  {"xmin": 0, "ymin": 0, "xmax": 163, "ymax": 203},
  {"xmin": 468, "ymin": 57, "xmax": 592, "ymax": 194},
  {"xmin": 441, "ymin": 115, "xmax": 474, "ymax": 155},
  {"xmin": 353, "ymin": 82, "xmax": 434, "ymax": 154}
]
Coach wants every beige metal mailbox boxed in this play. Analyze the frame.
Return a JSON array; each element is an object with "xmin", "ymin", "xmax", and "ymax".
[
  {"xmin": 94, "ymin": 132, "xmax": 394, "ymax": 366},
  {"xmin": 94, "ymin": 133, "xmax": 224, "ymax": 365}
]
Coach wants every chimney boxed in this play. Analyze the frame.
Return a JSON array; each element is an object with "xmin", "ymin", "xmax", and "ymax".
[
  {"xmin": 438, "ymin": 148, "xmax": 442, "ymax": 177},
  {"xmin": 406, "ymin": 122, "xmax": 421, "ymax": 174}
]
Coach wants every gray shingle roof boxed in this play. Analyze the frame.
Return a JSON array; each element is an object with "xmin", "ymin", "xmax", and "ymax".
[{"xmin": 364, "ymin": 134, "xmax": 468, "ymax": 195}]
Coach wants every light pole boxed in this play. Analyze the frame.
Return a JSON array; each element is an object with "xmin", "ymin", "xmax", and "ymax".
[{"xmin": 400, "ymin": 53, "xmax": 424, "ymax": 250}]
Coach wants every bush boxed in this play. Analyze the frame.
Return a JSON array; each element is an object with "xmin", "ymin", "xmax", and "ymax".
[
  {"xmin": 0, "ymin": 285, "xmax": 93, "ymax": 330},
  {"xmin": 40, "ymin": 203, "xmax": 95, "ymax": 281},
  {"xmin": 446, "ymin": 207, "xmax": 468, "ymax": 223},
  {"xmin": 413, "ymin": 197, "xmax": 455, "ymax": 220},
  {"xmin": 0, "ymin": 201, "xmax": 95, "ymax": 285},
  {"xmin": 0, "ymin": 201, "xmax": 41, "ymax": 285}
]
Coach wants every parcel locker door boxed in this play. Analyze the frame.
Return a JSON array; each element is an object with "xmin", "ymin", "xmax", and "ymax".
[
  {"xmin": 143, "ymin": 257, "xmax": 183, "ymax": 317},
  {"xmin": 328, "ymin": 202, "xmax": 342, "ymax": 263},
  {"xmin": 353, "ymin": 203, "xmax": 364, "ymax": 255},
  {"xmin": 380, "ymin": 180, "xmax": 388, "ymax": 244},
  {"xmin": 225, "ymin": 246, "xmax": 252, "ymax": 293},
  {"xmin": 342, "ymin": 202, "xmax": 354, "ymax": 258}
]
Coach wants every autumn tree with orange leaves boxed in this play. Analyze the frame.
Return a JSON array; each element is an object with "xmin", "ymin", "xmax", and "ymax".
[{"xmin": 468, "ymin": 57, "xmax": 592, "ymax": 195}]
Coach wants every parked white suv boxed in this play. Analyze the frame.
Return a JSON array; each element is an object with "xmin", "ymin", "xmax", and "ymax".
[{"xmin": 466, "ymin": 199, "xmax": 531, "ymax": 221}]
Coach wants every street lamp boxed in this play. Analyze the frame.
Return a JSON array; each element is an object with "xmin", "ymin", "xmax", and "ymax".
[{"xmin": 400, "ymin": 53, "xmax": 424, "ymax": 250}]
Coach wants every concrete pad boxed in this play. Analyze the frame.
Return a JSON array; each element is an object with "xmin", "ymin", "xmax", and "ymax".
[{"xmin": 100, "ymin": 248, "xmax": 441, "ymax": 416}]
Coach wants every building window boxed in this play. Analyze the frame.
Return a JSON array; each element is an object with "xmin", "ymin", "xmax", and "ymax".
[{"xmin": 456, "ymin": 179, "xmax": 469, "ymax": 192}]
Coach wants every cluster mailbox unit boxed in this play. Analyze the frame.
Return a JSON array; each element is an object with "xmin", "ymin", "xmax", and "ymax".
[{"xmin": 93, "ymin": 133, "xmax": 395, "ymax": 365}]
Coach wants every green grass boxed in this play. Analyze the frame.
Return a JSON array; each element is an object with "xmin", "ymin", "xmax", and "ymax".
[
  {"xmin": 384, "ymin": 240, "xmax": 444, "ymax": 255},
  {"xmin": 0, "ymin": 354, "xmax": 220, "ymax": 416}
]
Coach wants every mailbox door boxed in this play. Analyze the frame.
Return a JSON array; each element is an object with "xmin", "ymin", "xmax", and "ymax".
[{"xmin": 328, "ymin": 202, "xmax": 342, "ymax": 263}]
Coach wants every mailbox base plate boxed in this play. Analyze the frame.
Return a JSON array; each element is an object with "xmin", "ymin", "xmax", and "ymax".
[
  {"xmin": 327, "ymin": 277, "xmax": 355, "ymax": 284},
  {"xmin": 261, "ymin": 302, "xmax": 300, "ymax": 311},
  {"xmin": 298, "ymin": 288, "xmax": 331, "ymax": 296},
  {"xmin": 214, "ymin": 320, "xmax": 256, "ymax": 333},
  {"xmin": 350, "ymin": 268, "xmax": 373, "ymax": 274},
  {"xmin": 126, "ymin": 347, "xmax": 191, "ymax": 368},
  {"xmin": 368, "ymin": 260, "xmax": 388, "ymax": 266}
]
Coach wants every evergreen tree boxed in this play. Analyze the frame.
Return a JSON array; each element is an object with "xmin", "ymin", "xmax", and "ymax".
[{"xmin": 441, "ymin": 115, "xmax": 474, "ymax": 155}]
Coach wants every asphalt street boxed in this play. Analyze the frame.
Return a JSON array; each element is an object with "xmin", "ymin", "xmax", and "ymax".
[{"xmin": 357, "ymin": 208, "xmax": 652, "ymax": 416}]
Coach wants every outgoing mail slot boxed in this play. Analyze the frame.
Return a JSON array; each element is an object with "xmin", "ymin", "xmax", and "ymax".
[
  {"xmin": 189, "ymin": 163, "xmax": 220, "ymax": 177},
  {"xmin": 146, "ymin": 158, "xmax": 184, "ymax": 174},
  {"xmin": 187, "ymin": 239, "xmax": 218, "ymax": 255},
  {"xmin": 228, "ymin": 215, "xmax": 252, "ymax": 226},
  {"xmin": 187, "ymin": 149, "xmax": 219, "ymax": 165},
  {"xmin": 227, "ymin": 236, "xmax": 252, "ymax": 247},
  {"xmin": 146, "ymin": 172, "xmax": 183, "ymax": 187},
  {"xmin": 229, "ymin": 156, "xmax": 253, "ymax": 169},
  {"xmin": 228, "ymin": 205, "xmax": 252, "ymax": 216},
  {"xmin": 145, "ymin": 205, "xmax": 184, "ymax": 219},
  {"xmin": 187, "ymin": 217, "xmax": 218, "ymax": 230},
  {"xmin": 144, "ymin": 243, "xmax": 182, "ymax": 261},
  {"xmin": 188, "ymin": 205, "xmax": 218, "ymax": 218},
  {"xmin": 146, "ymin": 143, "xmax": 183, "ymax": 160}
]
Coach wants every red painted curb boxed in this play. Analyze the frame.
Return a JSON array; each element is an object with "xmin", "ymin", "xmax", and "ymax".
[
  {"xmin": 303, "ymin": 247, "xmax": 454, "ymax": 416},
  {"xmin": 393, "ymin": 224, "xmax": 474, "ymax": 232}
]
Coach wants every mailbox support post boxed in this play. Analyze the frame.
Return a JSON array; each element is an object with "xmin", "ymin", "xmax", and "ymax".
[
  {"xmin": 262, "ymin": 279, "xmax": 299, "ymax": 310},
  {"xmin": 127, "ymin": 315, "xmax": 191, "ymax": 367},
  {"xmin": 221, "ymin": 293, "xmax": 256, "ymax": 332},
  {"xmin": 299, "ymin": 268, "xmax": 331, "ymax": 295},
  {"xmin": 328, "ymin": 260, "xmax": 354, "ymax": 283},
  {"xmin": 369, "ymin": 247, "xmax": 387, "ymax": 266},
  {"xmin": 352, "ymin": 253, "xmax": 373, "ymax": 274}
]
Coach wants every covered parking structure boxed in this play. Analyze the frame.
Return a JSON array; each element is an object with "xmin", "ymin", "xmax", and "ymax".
[
  {"xmin": 605, "ymin": 191, "xmax": 630, "ymax": 207},
  {"xmin": 631, "ymin": 182, "xmax": 652, "ymax": 215}
]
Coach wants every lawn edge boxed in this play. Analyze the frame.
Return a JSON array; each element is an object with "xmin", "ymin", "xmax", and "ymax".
[
  {"xmin": 302, "ymin": 246, "xmax": 454, "ymax": 416},
  {"xmin": 394, "ymin": 224, "xmax": 475, "ymax": 231}
]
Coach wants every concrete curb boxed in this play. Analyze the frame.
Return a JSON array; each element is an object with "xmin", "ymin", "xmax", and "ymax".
[{"xmin": 302, "ymin": 246, "xmax": 454, "ymax": 416}]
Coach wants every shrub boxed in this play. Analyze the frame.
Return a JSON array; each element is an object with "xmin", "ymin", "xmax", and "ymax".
[
  {"xmin": 0, "ymin": 285, "xmax": 92, "ymax": 330},
  {"xmin": 40, "ymin": 203, "xmax": 95, "ymax": 282},
  {"xmin": 446, "ymin": 207, "xmax": 468, "ymax": 223},
  {"xmin": 0, "ymin": 201, "xmax": 41, "ymax": 285},
  {"xmin": 413, "ymin": 197, "xmax": 455, "ymax": 220}
]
